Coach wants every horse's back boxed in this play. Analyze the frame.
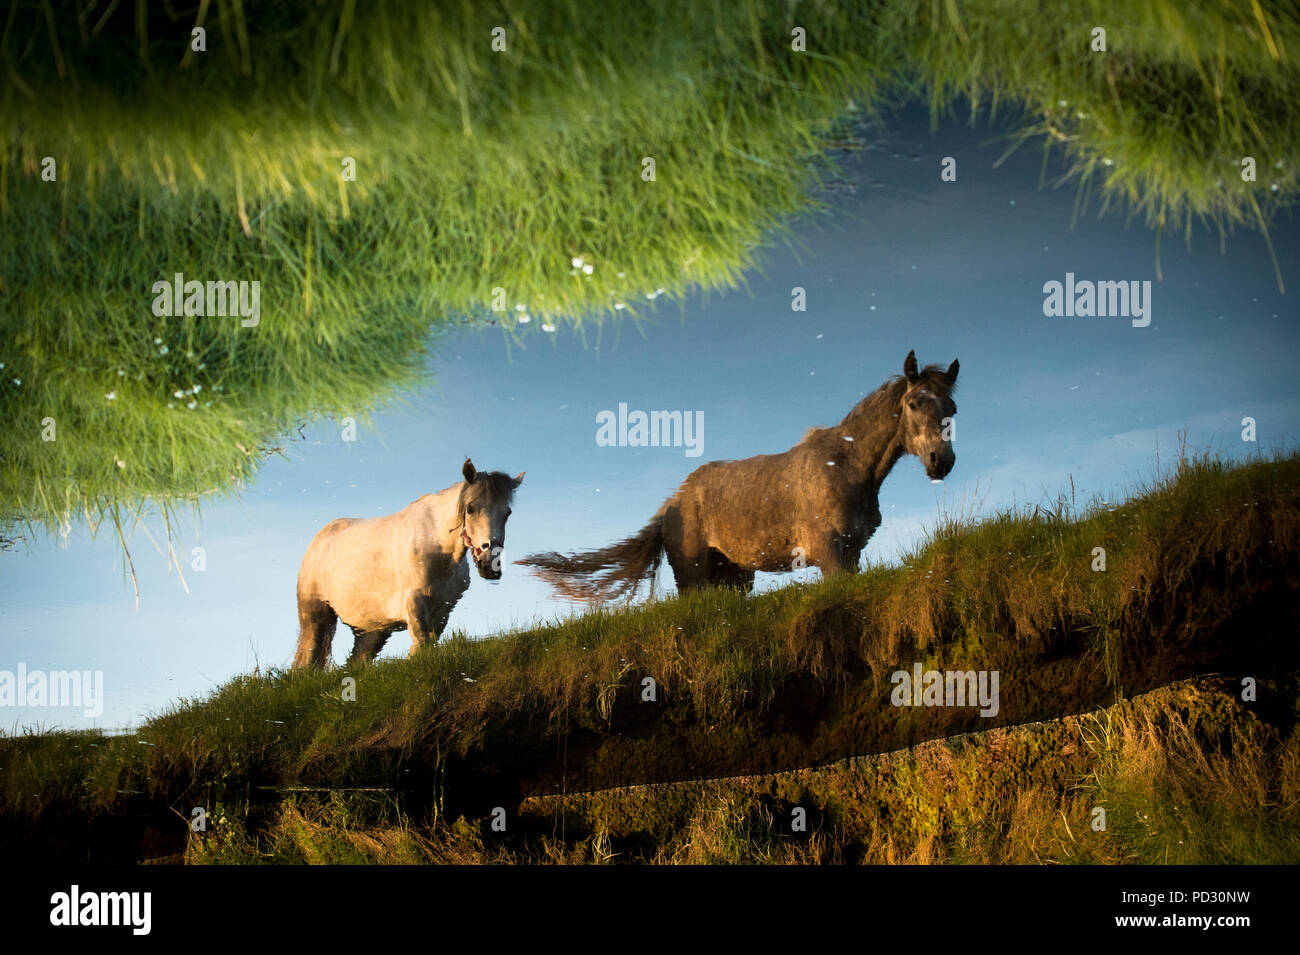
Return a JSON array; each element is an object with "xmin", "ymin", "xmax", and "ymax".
[
  {"xmin": 671, "ymin": 440, "xmax": 848, "ymax": 567},
  {"xmin": 297, "ymin": 515, "xmax": 394, "ymax": 598},
  {"xmin": 299, "ymin": 517, "xmax": 362, "ymax": 573},
  {"xmin": 679, "ymin": 446, "xmax": 801, "ymax": 500},
  {"xmin": 316, "ymin": 516, "xmax": 364, "ymax": 540}
]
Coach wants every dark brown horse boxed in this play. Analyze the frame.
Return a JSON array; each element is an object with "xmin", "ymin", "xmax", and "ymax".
[{"xmin": 519, "ymin": 350, "xmax": 957, "ymax": 600}]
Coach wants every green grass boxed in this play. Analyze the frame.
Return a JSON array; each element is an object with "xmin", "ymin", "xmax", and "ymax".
[
  {"xmin": 2, "ymin": 450, "xmax": 1297, "ymax": 862},
  {"xmin": 3, "ymin": 0, "xmax": 1297, "ymax": 547},
  {"xmin": 1, "ymin": 0, "xmax": 882, "ymax": 543}
]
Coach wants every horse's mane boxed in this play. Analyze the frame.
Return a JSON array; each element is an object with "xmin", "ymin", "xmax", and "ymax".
[{"xmin": 838, "ymin": 366, "xmax": 956, "ymax": 431}]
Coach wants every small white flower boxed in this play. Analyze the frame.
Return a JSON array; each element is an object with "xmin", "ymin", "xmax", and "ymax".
[
  {"xmin": 174, "ymin": 390, "xmax": 185, "ymax": 398},
  {"xmin": 582, "ymin": 263, "xmax": 594, "ymax": 275},
  {"xmin": 159, "ymin": 345, "xmax": 169, "ymax": 355},
  {"xmin": 518, "ymin": 313, "xmax": 531, "ymax": 323},
  {"xmin": 154, "ymin": 338, "xmax": 162, "ymax": 344},
  {"xmin": 117, "ymin": 369, "xmax": 126, "ymax": 376},
  {"xmin": 191, "ymin": 384, "xmax": 201, "ymax": 393},
  {"xmin": 617, "ymin": 271, "xmax": 625, "ymax": 278},
  {"xmin": 571, "ymin": 256, "xmax": 584, "ymax": 268},
  {"xmin": 187, "ymin": 401, "xmax": 197, "ymax": 409},
  {"xmin": 541, "ymin": 322, "xmax": 556, "ymax": 332},
  {"xmin": 115, "ymin": 457, "xmax": 125, "ymax": 469},
  {"xmin": 515, "ymin": 304, "xmax": 526, "ymax": 311},
  {"xmin": 12, "ymin": 378, "xmax": 19, "ymax": 386},
  {"xmin": 197, "ymin": 362, "xmax": 206, "ymax": 370},
  {"xmin": 614, "ymin": 303, "xmax": 626, "ymax": 310},
  {"xmin": 1102, "ymin": 157, "xmax": 1114, "ymax": 166},
  {"xmin": 106, "ymin": 392, "xmax": 116, "ymax": 400}
]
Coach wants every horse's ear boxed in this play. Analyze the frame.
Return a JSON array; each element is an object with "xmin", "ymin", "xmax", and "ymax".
[
  {"xmin": 462, "ymin": 458, "xmax": 477, "ymax": 484},
  {"xmin": 945, "ymin": 358, "xmax": 959, "ymax": 386},
  {"xmin": 903, "ymin": 350, "xmax": 919, "ymax": 383},
  {"xmin": 512, "ymin": 471, "xmax": 525, "ymax": 488}
]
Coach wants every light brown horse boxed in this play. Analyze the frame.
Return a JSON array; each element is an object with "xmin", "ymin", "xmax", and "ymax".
[
  {"xmin": 519, "ymin": 350, "xmax": 957, "ymax": 600},
  {"xmin": 292, "ymin": 459, "xmax": 523, "ymax": 668}
]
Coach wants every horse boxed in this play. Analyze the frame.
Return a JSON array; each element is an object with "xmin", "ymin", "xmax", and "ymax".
[
  {"xmin": 518, "ymin": 350, "xmax": 957, "ymax": 601},
  {"xmin": 292, "ymin": 458, "xmax": 524, "ymax": 669}
]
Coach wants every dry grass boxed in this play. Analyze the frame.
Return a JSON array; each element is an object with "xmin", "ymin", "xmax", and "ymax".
[{"xmin": 185, "ymin": 675, "xmax": 1300, "ymax": 864}]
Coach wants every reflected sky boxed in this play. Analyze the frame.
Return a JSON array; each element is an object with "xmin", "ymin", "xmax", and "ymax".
[{"xmin": 3, "ymin": 103, "xmax": 1296, "ymax": 730}]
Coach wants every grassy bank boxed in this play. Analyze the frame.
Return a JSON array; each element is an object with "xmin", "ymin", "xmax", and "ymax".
[
  {"xmin": 1, "ymin": 451, "xmax": 1297, "ymax": 862},
  {"xmin": 187, "ymin": 675, "xmax": 1300, "ymax": 864}
]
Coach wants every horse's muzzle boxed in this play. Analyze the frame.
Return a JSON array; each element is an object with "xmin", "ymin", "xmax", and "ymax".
[
  {"xmin": 926, "ymin": 449, "xmax": 955, "ymax": 481},
  {"xmin": 475, "ymin": 545, "xmax": 505, "ymax": 580}
]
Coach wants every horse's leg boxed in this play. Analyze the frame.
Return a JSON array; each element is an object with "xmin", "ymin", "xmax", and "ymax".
[
  {"xmin": 292, "ymin": 595, "xmax": 337, "ymax": 670},
  {"xmin": 809, "ymin": 532, "xmax": 853, "ymax": 579},
  {"xmin": 429, "ymin": 605, "xmax": 453, "ymax": 641},
  {"xmin": 404, "ymin": 594, "xmax": 439, "ymax": 657},
  {"xmin": 706, "ymin": 549, "xmax": 756, "ymax": 593},
  {"xmin": 665, "ymin": 539, "xmax": 712, "ymax": 592},
  {"xmin": 845, "ymin": 500, "xmax": 879, "ymax": 573},
  {"xmin": 348, "ymin": 628, "xmax": 392, "ymax": 665},
  {"xmin": 405, "ymin": 605, "xmax": 453, "ymax": 659},
  {"xmin": 662, "ymin": 501, "xmax": 711, "ymax": 592}
]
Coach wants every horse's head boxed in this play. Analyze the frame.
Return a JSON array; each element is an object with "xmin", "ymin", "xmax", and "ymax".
[
  {"xmin": 899, "ymin": 350, "xmax": 959, "ymax": 481},
  {"xmin": 458, "ymin": 458, "xmax": 525, "ymax": 580}
]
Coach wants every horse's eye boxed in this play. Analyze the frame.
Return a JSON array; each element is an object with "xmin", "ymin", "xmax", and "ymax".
[
  {"xmin": 466, "ymin": 505, "xmax": 476, "ymax": 515},
  {"xmin": 505, "ymin": 508, "xmax": 512, "ymax": 518}
]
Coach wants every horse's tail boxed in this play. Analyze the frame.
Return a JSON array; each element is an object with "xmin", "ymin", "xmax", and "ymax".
[{"xmin": 517, "ymin": 504, "xmax": 666, "ymax": 603}]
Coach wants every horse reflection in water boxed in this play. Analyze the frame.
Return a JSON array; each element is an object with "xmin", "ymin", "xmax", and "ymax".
[
  {"xmin": 520, "ymin": 350, "xmax": 958, "ymax": 600},
  {"xmin": 292, "ymin": 458, "xmax": 523, "ymax": 668}
]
